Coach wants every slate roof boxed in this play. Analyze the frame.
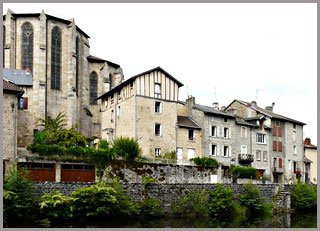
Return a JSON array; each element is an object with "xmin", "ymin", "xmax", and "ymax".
[
  {"xmin": 226, "ymin": 99, "xmax": 306, "ymax": 125},
  {"xmin": 303, "ymin": 156, "xmax": 313, "ymax": 163},
  {"xmin": 87, "ymin": 55, "xmax": 120, "ymax": 68},
  {"xmin": 177, "ymin": 116, "xmax": 201, "ymax": 130},
  {"xmin": 96, "ymin": 66, "xmax": 184, "ymax": 100},
  {"xmin": 3, "ymin": 79, "xmax": 24, "ymax": 94},
  {"xmin": 235, "ymin": 117, "xmax": 258, "ymax": 127},
  {"xmin": 193, "ymin": 104, "xmax": 235, "ymax": 118},
  {"xmin": 3, "ymin": 68, "xmax": 33, "ymax": 86}
]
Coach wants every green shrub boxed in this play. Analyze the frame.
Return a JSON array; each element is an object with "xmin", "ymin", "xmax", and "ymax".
[
  {"xmin": 291, "ymin": 183, "xmax": 317, "ymax": 211},
  {"xmin": 111, "ymin": 137, "xmax": 142, "ymax": 161},
  {"xmin": 230, "ymin": 165, "xmax": 257, "ymax": 179},
  {"xmin": 190, "ymin": 157, "xmax": 219, "ymax": 168},
  {"xmin": 137, "ymin": 197, "xmax": 165, "ymax": 218},
  {"xmin": 71, "ymin": 182, "xmax": 118, "ymax": 218},
  {"xmin": 3, "ymin": 164, "xmax": 39, "ymax": 227},
  {"xmin": 39, "ymin": 191, "xmax": 74, "ymax": 220},
  {"xmin": 208, "ymin": 183, "xmax": 235, "ymax": 218},
  {"xmin": 180, "ymin": 189, "xmax": 210, "ymax": 217},
  {"xmin": 238, "ymin": 183, "xmax": 269, "ymax": 218},
  {"xmin": 98, "ymin": 139, "xmax": 109, "ymax": 149},
  {"xmin": 161, "ymin": 151, "xmax": 176, "ymax": 159}
]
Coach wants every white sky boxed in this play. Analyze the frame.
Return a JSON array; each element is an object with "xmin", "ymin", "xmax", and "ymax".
[{"xmin": 3, "ymin": 3, "xmax": 317, "ymax": 145}]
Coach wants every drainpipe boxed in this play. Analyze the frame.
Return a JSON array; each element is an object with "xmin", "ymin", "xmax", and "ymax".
[{"xmin": 13, "ymin": 98, "xmax": 17, "ymax": 160}]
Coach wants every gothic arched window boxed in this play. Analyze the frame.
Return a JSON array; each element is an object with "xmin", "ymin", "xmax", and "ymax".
[
  {"xmin": 21, "ymin": 22, "xmax": 33, "ymax": 72},
  {"xmin": 90, "ymin": 71, "xmax": 98, "ymax": 104},
  {"xmin": 75, "ymin": 36, "xmax": 79, "ymax": 94},
  {"xmin": 51, "ymin": 26, "xmax": 61, "ymax": 90}
]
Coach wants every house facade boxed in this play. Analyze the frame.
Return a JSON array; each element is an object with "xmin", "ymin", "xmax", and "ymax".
[
  {"xmin": 3, "ymin": 9, "xmax": 124, "ymax": 156},
  {"xmin": 304, "ymin": 138, "xmax": 317, "ymax": 184},
  {"xmin": 225, "ymin": 100, "xmax": 305, "ymax": 184}
]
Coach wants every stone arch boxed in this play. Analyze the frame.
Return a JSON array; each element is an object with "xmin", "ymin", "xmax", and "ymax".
[
  {"xmin": 51, "ymin": 26, "xmax": 62, "ymax": 90},
  {"xmin": 90, "ymin": 71, "xmax": 98, "ymax": 104}
]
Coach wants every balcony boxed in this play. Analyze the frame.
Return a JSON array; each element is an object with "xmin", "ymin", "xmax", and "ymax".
[
  {"xmin": 238, "ymin": 154, "xmax": 254, "ymax": 164},
  {"xmin": 273, "ymin": 166, "xmax": 284, "ymax": 173}
]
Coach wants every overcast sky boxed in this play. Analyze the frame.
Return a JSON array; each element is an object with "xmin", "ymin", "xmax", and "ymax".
[{"xmin": 3, "ymin": 3, "xmax": 317, "ymax": 144}]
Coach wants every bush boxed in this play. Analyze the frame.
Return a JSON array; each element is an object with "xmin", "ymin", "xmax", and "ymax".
[
  {"xmin": 180, "ymin": 189, "xmax": 210, "ymax": 217},
  {"xmin": 137, "ymin": 197, "xmax": 165, "ymax": 218},
  {"xmin": 39, "ymin": 191, "xmax": 74, "ymax": 222},
  {"xmin": 291, "ymin": 183, "xmax": 317, "ymax": 211},
  {"xmin": 230, "ymin": 165, "xmax": 257, "ymax": 179},
  {"xmin": 208, "ymin": 183, "xmax": 235, "ymax": 218},
  {"xmin": 111, "ymin": 137, "xmax": 142, "ymax": 161},
  {"xmin": 190, "ymin": 157, "xmax": 219, "ymax": 168},
  {"xmin": 3, "ymin": 164, "xmax": 39, "ymax": 227},
  {"xmin": 238, "ymin": 183, "xmax": 269, "ymax": 218},
  {"xmin": 71, "ymin": 182, "xmax": 118, "ymax": 218}
]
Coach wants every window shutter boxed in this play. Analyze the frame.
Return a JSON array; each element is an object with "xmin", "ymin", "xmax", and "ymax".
[
  {"xmin": 217, "ymin": 145, "xmax": 220, "ymax": 156},
  {"xmin": 229, "ymin": 128, "xmax": 232, "ymax": 139},
  {"xmin": 209, "ymin": 126, "xmax": 212, "ymax": 136},
  {"xmin": 209, "ymin": 144, "xmax": 212, "ymax": 155},
  {"xmin": 278, "ymin": 142, "xmax": 283, "ymax": 152},
  {"xmin": 273, "ymin": 126, "xmax": 277, "ymax": 136},
  {"xmin": 278, "ymin": 158, "xmax": 283, "ymax": 168},
  {"xmin": 278, "ymin": 127, "xmax": 282, "ymax": 137},
  {"xmin": 273, "ymin": 141, "xmax": 277, "ymax": 151},
  {"xmin": 217, "ymin": 126, "xmax": 220, "ymax": 137},
  {"xmin": 23, "ymin": 97, "xmax": 28, "ymax": 109},
  {"xmin": 229, "ymin": 146, "xmax": 232, "ymax": 157}
]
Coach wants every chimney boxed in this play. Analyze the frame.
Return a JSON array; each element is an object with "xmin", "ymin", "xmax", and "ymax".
[
  {"xmin": 213, "ymin": 102, "xmax": 219, "ymax": 110},
  {"xmin": 220, "ymin": 106, "xmax": 226, "ymax": 111},
  {"xmin": 251, "ymin": 101, "xmax": 257, "ymax": 107},
  {"xmin": 304, "ymin": 137, "xmax": 311, "ymax": 145},
  {"xmin": 265, "ymin": 102, "xmax": 275, "ymax": 112},
  {"xmin": 186, "ymin": 95, "xmax": 195, "ymax": 108}
]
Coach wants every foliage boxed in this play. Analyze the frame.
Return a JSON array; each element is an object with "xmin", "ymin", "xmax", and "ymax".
[
  {"xmin": 161, "ymin": 151, "xmax": 176, "ymax": 159},
  {"xmin": 230, "ymin": 165, "xmax": 257, "ymax": 179},
  {"xmin": 39, "ymin": 191, "xmax": 74, "ymax": 220},
  {"xmin": 142, "ymin": 175, "xmax": 157, "ymax": 186},
  {"xmin": 55, "ymin": 127, "xmax": 88, "ymax": 147},
  {"xmin": 3, "ymin": 164, "xmax": 39, "ymax": 227},
  {"xmin": 71, "ymin": 182, "xmax": 118, "ymax": 218},
  {"xmin": 208, "ymin": 183, "xmax": 235, "ymax": 218},
  {"xmin": 190, "ymin": 157, "xmax": 219, "ymax": 168},
  {"xmin": 291, "ymin": 183, "xmax": 317, "ymax": 211},
  {"xmin": 238, "ymin": 183, "xmax": 270, "ymax": 218},
  {"xmin": 98, "ymin": 139, "xmax": 109, "ymax": 149},
  {"xmin": 180, "ymin": 189, "xmax": 210, "ymax": 217},
  {"xmin": 111, "ymin": 137, "xmax": 142, "ymax": 161},
  {"xmin": 37, "ymin": 112, "xmax": 67, "ymax": 132},
  {"xmin": 137, "ymin": 197, "xmax": 165, "ymax": 218}
]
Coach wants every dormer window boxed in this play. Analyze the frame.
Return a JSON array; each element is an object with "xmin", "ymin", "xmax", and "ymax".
[{"xmin": 154, "ymin": 83, "xmax": 161, "ymax": 97}]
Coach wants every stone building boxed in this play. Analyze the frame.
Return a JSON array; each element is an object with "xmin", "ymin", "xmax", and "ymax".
[
  {"xmin": 303, "ymin": 137, "xmax": 317, "ymax": 184},
  {"xmin": 225, "ymin": 99, "xmax": 305, "ymax": 184},
  {"xmin": 2, "ymin": 79, "xmax": 24, "ymax": 174},
  {"xmin": 3, "ymin": 9, "xmax": 124, "ymax": 155},
  {"xmin": 97, "ymin": 66, "xmax": 202, "ymax": 161}
]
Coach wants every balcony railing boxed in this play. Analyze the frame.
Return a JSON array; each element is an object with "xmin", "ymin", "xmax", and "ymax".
[
  {"xmin": 273, "ymin": 166, "xmax": 284, "ymax": 173},
  {"xmin": 238, "ymin": 154, "xmax": 254, "ymax": 164}
]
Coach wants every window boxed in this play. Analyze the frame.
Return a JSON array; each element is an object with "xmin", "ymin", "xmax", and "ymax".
[
  {"xmin": 111, "ymin": 110, "xmax": 114, "ymax": 122},
  {"xmin": 155, "ymin": 148, "xmax": 161, "ymax": 156},
  {"xmin": 223, "ymin": 146, "xmax": 229, "ymax": 157},
  {"xmin": 273, "ymin": 141, "xmax": 283, "ymax": 152},
  {"xmin": 155, "ymin": 101, "xmax": 161, "ymax": 113},
  {"xmin": 154, "ymin": 83, "xmax": 161, "ymax": 95},
  {"xmin": 211, "ymin": 126, "xmax": 217, "ymax": 137},
  {"xmin": 256, "ymin": 150, "xmax": 261, "ymax": 161},
  {"xmin": 256, "ymin": 133, "xmax": 266, "ymax": 144},
  {"xmin": 130, "ymin": 82, "xmax": 134, "ymax": 89},
  {"xmin": 241, "ymin": 127, "xmax": 247, "ymax": 138},
  {"xmin": 187, "ymin": 148, "xmax": 195, "ymax": 159},
  {"xmin": 293, "ymin": 145, "xmax": 297, "ymax": 155},
  {"xmin": 293, "ymin": 131, "xmax": 296, "ymax": 141},
  {"xmin": 293, "ymin": 124, "xmax": 296, "ymax": 129},
  {"xmin": 263, "ymin": 151, "xmax": 267, "ymax": 162},
  {"xmin": 117, "ymin": 106, "xmax": 121, "ymax": 117},
  {"xmin": 90, "ymin": 71, "xmax": 98, "ymax": 104},
  {"xmin": 188, "ymin": 129, "xmax": 195, "ymax": 140},
  {"xmin": 51, "ymin": 26, "xmax": 61, "ymax": 90},
  {"xmin": 18, "ymin": 97, "xmax": 28, "ymax": 110},
  {"xmin": 275, "ymin": 121, "xmax": 280, "ymax": 127},
  {"xmin": 21, "ymin": 22, "xmax": 33, "ymax": 72},
  {"xmin": 223, "ymin": 128, "xmax": 229, "ymax": 138},
  {"xmin": 155, "ymin": 123, "xmax": 162, "ymax": 136},
  {"xmin": 224, "ymin": 118, "xmax": 228, "ymax": 122},
  {"xmin": 104, "ymin": 99, "xmax": 108, "ymax": 107},
  {"xmin": 3, "ymin": 26, "xmax": 5, "ymax": 67},
  {"xmin": 75, "ymin": 36, "xmax": 79, "ymax": 95},
  {"xmin": 211, "ymin": 144, "xmax": 217, "ymax": 156},
  {"xmin": 241, "ymin": 145, "xmax": 247, "ymax": 154}
]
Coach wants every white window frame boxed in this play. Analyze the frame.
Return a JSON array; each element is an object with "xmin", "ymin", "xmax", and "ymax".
[
  {"xmin": 256, "ymin": 150, "xmax": 261, "ymax": 161},
  {"xmin": 224, "ymin": 127, "xmax": 229, "ymax": 138},
  {"xmin": 263, "ymin": 151, "xmax": 267, "ymax": 162},
  {"xmin": 210, "ymin": 144, "xmax": 217, "ymax": 156},
  {"xmin": 256, "ymin": 133, "xmax": 266, "ymax": 144},
  {"xmin": 155, "ymin": 101, "xmax": 162, "ymax": 114},
  {"xmin": 241, "ymin": 145, "xmax": 247, "ymax": 154},
  {"xmin": 223, "ymin": 146, "xmax": 229, "ymax": 157},
  {"xmin": 154, "ymin": 83, "xmax": 161, "ymax": 94},
  {"xmin": 155, "ymin": 123, "xmax": 162, "ymax": 136},
  {"xmin": 293, "ymin": 145, "xmax": 297, "ymax": 155},
  {"xmin": 188, "ymin": 129, "xmax": 195, "ymax": 141},
  {"xmin": 241, "ymin": 126, "xmax": 247, "ymax": 138},
  {"xmin": 210, "ymin": 125, "xmax": 217, "ymax": 137},
  {"xmin": 155, "ymin": 148, "xmax": 161, "ymax": 156}
]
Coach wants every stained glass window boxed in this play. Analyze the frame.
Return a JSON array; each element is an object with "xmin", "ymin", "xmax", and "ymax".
[
  {"xmin": 90, "ymin": 71, "xmax": 98, "ymax": 104},
  {"xmin": 51, "ymin": 26, "xmax": 61, "ymax": 90},
  {"xmin": 21, "ymin": 22, "xmax": 33, "ymax": 72},
  {"xmin": 76, "ymin": 36, "xmax": 79, "ymax": 95}
]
